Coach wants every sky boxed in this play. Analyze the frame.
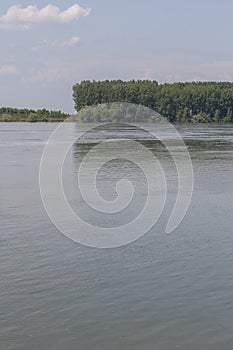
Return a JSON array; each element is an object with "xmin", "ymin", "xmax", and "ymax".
[{"xmin": 0, "ymin": 0, "xmax": 233, "ymax": 113}]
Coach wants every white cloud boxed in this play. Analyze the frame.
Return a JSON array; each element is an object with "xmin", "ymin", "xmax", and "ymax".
[
  {"xmin": 29, "ymin": 67, "xmax": 63, "ymax": 83},
  {"xmin": 192, "ymin": 60, "xmax": 233, "ymax": 81},
  {"xmin": 32, "ymin": 36, "xmax": 81, "ymax": 51},
  {"xmin": 26, "ymin": 62, "xmax": 72, "ymax": 83},
  {"xmin": 123, "ymin": 56, "xmax": 233, "ymax": 83},
  {"xmin": 0, "ymin": 4, "xmax": 91, "ymax": 30},
  {"xmin": 0, "ymin": 64, "xmax": 18, "ymax": 75},
  {"xmin": 60, "ymin": 36, "xmax": 81, "ymax": 47}
]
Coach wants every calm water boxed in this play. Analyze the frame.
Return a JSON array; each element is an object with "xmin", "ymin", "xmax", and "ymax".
[{"xmin": 0, "ymin": 123, "xmax": 233, "ymax": 350}]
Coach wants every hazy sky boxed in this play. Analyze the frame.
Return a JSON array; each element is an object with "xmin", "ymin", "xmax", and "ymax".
[{"xmin": 0, "ymin": 0, "xmax": 233, "ymax": 113}]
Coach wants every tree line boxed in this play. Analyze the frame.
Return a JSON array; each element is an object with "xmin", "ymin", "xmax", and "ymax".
[
  {"xmin": 1, "ymin": 80, "xmax": 233, "ymax": 122},
  {"xmin": 0, "ymin": 107, "xmax": 70, "ymax": 122},
  {"xmin": 73, "ymin": 80, "xmax": 233, "ymax": 122}
]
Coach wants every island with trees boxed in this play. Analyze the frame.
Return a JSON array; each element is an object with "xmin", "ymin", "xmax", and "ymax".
[
  {"xmin": 73, "ymin": 80, "xmax": 233, "ymax": 123},
  {"xmin": 1, "ymin": 80, "xmax": 233, "ymax": 122}
]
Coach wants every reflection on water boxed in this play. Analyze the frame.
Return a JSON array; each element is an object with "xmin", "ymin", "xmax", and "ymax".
[{"xmin": 0, "ymin": 123, "xmax": 233, "ymax": 350}]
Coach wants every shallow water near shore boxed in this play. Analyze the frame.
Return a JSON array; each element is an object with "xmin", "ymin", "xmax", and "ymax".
[{"xmin": 0, "ymin": 123, "xmax": 233, "ymax": 350}]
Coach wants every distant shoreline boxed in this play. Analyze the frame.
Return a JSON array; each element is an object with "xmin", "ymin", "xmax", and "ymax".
[
  {"xmin": 0, "ymin": 107, "xmax": 70, "ymax": 123},
  {"xmin": 1, "ymin": 118, "xmax": 232, "ymax": 124},
  {"xmin": 1, "ymin": 79, "xmax": 233, "ymax": 123}
]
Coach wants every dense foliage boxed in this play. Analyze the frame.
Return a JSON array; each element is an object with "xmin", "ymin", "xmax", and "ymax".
[
  {"xmin": 2, "ymin": 80, "xmax": 233, "ymax": 122},
  {"xmin": 75, "ymin": 103, "xmax": 161, "ymax": 123},
  {"xmin": 0, "ymin": 107, "xmax": 70, "ymax": 122},
  {"xmin": 73, "ymin": 80, "xmax": 233, "ymax": 122}
]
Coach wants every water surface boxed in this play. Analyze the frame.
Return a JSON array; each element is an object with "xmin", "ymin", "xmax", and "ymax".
[{"xmin": 0, "ymin": 123, "xmax": 233, "ymax": 350}]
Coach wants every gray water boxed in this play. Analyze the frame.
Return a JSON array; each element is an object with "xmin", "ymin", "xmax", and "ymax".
[{"xmin": 0, "ymin": 123, "xmax": 233, "ymax": 350}]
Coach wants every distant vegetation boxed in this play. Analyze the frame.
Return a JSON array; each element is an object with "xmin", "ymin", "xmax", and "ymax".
[
  {"xmin": 1, "ymin": 80, "xmax": 233, "ymax": 122},
  {"xmin": 0, "ymin": 107, "xmax": 70, "ymax": 122},
  {"xmin": 73, "ymin": 80, "xmax": 233, "ymax": 123}
]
